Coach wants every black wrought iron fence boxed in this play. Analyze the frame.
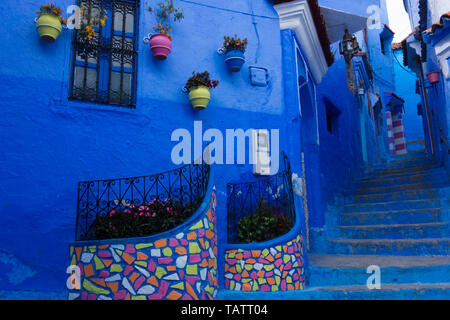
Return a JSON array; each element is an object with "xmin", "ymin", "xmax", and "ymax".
[
  {"xmin": 75, "ymin": 163, "xmax": 210, "ymax": 240},
  {"xmin": 227, "ymin": 153, "xmax": 296, "ymax": 243}
]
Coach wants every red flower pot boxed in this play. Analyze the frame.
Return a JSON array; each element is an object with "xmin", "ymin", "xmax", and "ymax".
[
  {"xmin": 426, "ymin": 71, "xmax": 440, "ymax": 84},
  {"xmin": 149, "ymin": 34, "xmax": 172, "ymax": 60}
]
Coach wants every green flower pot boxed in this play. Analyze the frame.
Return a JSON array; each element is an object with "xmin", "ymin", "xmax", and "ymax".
[
  {"xmin": 36, "ymin": 13, "xmax": 62, "ymax": 42},
  {"xmin": 188, "ymin": 86, "xmax": 211, "ymax": 110}
]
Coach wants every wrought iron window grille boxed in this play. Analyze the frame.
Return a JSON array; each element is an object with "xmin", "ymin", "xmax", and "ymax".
[
  {"xmin": 69, "ymin": 0, "xmax": 140, "ymax": 108},
  {"xmin": 75, "ymin": 162, "xmax": 210, "ymax": 241}
]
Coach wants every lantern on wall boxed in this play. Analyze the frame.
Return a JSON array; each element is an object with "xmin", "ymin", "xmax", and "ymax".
[{"xmin": 339, "ymin": 29, "xmax": 360, "ymax": 62}]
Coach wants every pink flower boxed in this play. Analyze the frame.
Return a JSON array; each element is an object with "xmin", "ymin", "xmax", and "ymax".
[{"xmin": 236, "ymin": 42, "xmax": 240, "ymax": 46}]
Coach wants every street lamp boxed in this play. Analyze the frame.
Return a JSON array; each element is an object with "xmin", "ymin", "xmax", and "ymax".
[{"xmin": 339, "ymin": 29, "xmax": 359, "ymax": 62}]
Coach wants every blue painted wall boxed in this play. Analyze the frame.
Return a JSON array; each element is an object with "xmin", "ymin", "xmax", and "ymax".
[
  {"xmin": 393, "ymin": 49, "xmax": 424, "ymax": 151},
  {"xmin": 0, "ymin": 0, "xmax": 366, "ymax": 297},
  {"xmin": 315, "ymin": 59, "xmax": 363, "ymax": 226}
]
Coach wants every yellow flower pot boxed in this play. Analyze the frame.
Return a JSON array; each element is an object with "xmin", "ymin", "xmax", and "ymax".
[
  {"xmin": 188, "ymin": 86, "xmax": 211, "ymax": 110},
  {"xmin": 36, "ymin": 13, "xmax": 62, "ymax": 42}
]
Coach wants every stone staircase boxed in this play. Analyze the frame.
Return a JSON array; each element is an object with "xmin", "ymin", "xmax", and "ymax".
[{"xmin": 307, "ymin": 150, "xmax": 450, "ymax": 299}]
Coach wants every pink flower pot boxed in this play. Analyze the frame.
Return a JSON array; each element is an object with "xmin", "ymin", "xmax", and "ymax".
[
  {"xmin": 426, "ymin": 71, "xmax": 440, "ymax": 84},
  {"xmin": 149, "ymin": 34, "xmax": 172, "ymax": 60}
]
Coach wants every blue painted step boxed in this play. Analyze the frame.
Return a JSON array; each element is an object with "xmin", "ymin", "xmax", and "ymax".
[
  {"xmin": 368, "ymin": 162, "xmax": 440, "ymax": 176},
  {"xmin": 217, "ymin": 284, "xmax": 450, "ymax": 300},
  {"xmin": 327, "ymin": 238, "xmax": 450, "ymax": 255},
  {"xmin": 341, "ymin": 188, "xmax": 440, "ymax": 204},
  {"xmin": 358, "ymin": 169, "xmax": 446, "ymax": 188},
  {"xmin": 339, "ymin": 208, "xmax": 443, "ymax": 225},
  {"xmin": 336, "ymin": 222, "xmax": 449, "ymax": 239},
  {"xmin": 342, "ymin": 199, "xmax": 441, "ymax": 213},
  {"xmin": 371, "ymin": 157, "xmax": 435, "ymax": 170},
  {"xmin": 355, "ymin": 181, "xmax": 448, "ymax": 195},
  {"xmin": 308, "ymin": 254, "xmax": 450, "ymax": 287}
]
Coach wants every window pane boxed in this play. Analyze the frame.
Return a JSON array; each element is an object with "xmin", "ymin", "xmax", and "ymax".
[
  {"xmin": 73, "ymin": 66, "xmax": 98, "ymax": 101},
  {"xmin": 110, "ymin": 72, "xmax": 131, "ymax": 105}
]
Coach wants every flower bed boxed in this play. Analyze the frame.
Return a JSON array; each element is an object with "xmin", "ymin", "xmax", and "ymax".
[{"xmin": 91, "ymin": 198, "xmax": 198, "ymax": 240}]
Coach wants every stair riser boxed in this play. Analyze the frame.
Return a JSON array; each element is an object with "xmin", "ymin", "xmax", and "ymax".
[
  {"xmin": 343, "ymin": 200, "xmax": 441, "ymax": 213},
  {"xmin": 308, "ymin": 265, "xmax": 450, "ymax": 287},
  {"xmin": 217, "ymin": 287, "xmax": 450, "ymax": 300},
  {"xmin": 370, "ymin": 163, "xmax": 440, "ymax": 176},
  {"xmin": 337, "ymin": 225, "xmax": 449, "ymax": 239},
  {"xmin": 339, "ymin": 210, "xmax": 443, "ymax": 226},
  {"xmin": 355, "ymin": 182, "xmax": 447, "ymax": 195},
  {"xmin": 341, "ymin": 190, "xmax": 439, "ymax": 204},
  {"xmin": 358, "ymin": 172, "xmax": 445, "ymax": 188},
  {"xmin": 372, "ymin": 159, "xmax": 437, "ymax": 170},
  {"xmin": 327, "ymin": 240, "xmax": 450, "ymax": 255}
]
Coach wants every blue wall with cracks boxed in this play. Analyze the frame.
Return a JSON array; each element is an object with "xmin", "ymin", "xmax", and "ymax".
[{"xmin": 0, "ymin": 0, "xmax": 365, "ymax": 297}]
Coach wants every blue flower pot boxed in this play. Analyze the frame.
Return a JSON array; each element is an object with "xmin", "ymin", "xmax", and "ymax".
[{"xmin": 224, "ymin": 49, "xmax": 245, "ymax": 72}]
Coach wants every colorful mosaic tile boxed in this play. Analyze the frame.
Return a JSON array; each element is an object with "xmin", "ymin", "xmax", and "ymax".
[
  {"xmin": 224, "ymin": 235, "xmax": 305, "ymax": 292},
  {"xmin": 68, "ymin": 191, "xmax": 218, "ymax": 300}
]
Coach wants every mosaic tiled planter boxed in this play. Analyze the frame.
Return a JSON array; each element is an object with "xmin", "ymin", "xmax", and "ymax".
[
  {"xmin": 68, "ymin": 181, "xmax": 218, "ymax": 300},
  {"xmin": 224, "ymin": 235, "xmax": 305, "ymax": 292}
]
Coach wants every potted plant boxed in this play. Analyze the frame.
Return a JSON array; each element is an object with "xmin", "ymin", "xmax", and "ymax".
[
  {"xmin": 426, "ymin": 71, "xmax": 440, "ymax": 84},
  {"xmin": 218, "ymin": 35, "xmax": 248, "ymax": 72},
  {"xmin": 36, "ymin": 4, "xmax": 67, "ymax": 42},
  {"xmin": 184, "ymin": 71, "xmax": 219, "ymax": 110},
  {"xmin": 237, "ymin": 201, "xmax": 294, "ymax": 243},
  {"xmin": 147, "ymin": 0, "xmax": 184, "ymax": 60}
]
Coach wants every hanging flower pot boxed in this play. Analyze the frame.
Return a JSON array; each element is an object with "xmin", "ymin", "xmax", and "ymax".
[
  {"xmin": 183, "ymin": 71, "xmax": 219, "ymax": 110},
  {"xmin": 224, "ymin": 49, "xmax": 246, "ymax": 72},
  {"xmin": 426, "ymin": 71, "xmax": 440, "ymax": 84},
  {"xmin": 219, "ymin": 35, "xmax": 248, "ymax": 72},
  {"xmin": 36, "ymin": 4, "xmax": 66, "ymax": 42},
  {"xmin": 149, "ymin": 33, "xmax": 173, "ymax": 60},
  {"xmin": 147, "ymin": 0, "xmax": 183, "ymax": 60},
  {"xmin": 188, "ymin": 86, "xmax": 211, "ymax": 110}
]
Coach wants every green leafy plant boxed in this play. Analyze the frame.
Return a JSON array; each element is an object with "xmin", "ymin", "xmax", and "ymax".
[
  {"xmin": 91, "ymin": 198, "xmax": 197, "ymax": 240},
  {"xmin": 237, "ymin": 201, "xmax": 294, "ymax": 243},
  {"xmin": 185, "ymin": 71, "xmax": 219, "ymax": 91},
  {"xmin": 222, "ymin": 35, "xmax": 248, "ymax": 52},
  {"xmin": 148, "ymin": 0, "xmax": 184, "ymax": 39}
]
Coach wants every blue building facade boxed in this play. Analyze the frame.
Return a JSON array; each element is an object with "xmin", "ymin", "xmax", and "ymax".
[
  {"xmin": 2, "ymin": 0, "xmax": 447, "ymax": 300},
  {"xmin": 401, "ymin": 0, "xmax": 450, "ymax": 173}
]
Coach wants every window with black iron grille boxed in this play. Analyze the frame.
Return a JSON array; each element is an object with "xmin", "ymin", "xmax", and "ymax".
[{"xmin": 69, "ymin": 0, "xmax": 139, "ymax": 108}]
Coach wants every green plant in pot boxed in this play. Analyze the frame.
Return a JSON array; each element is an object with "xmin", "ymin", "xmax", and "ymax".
[
  {"xmin": 219, "ymin": 35, "xmax": 248, "ymax": 72},
  {"xmin": 184, "ymin": 71, "xmax": 219, "ymax": 110},
  {"xmin": 237, "ymin": 201, "xmax": 294, "ymax": 243},
  {"xmin": 147, "ymin": 0, "xmax": 184, "ymax": 59},
  {"xmin": 36, "ymin": 3, "xmax": 67, "ymax": 42}
]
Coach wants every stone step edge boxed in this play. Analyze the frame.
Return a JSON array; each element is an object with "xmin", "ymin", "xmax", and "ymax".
[
  {"xmin": 339, "ymin": 208, "xmax": 442, "ymax": 216},
  {"xmin": 328, "ymin": 238, "xmax": 450, "ymax": 244},
  {"xmin": 343, "ymin": 199, "xmax": 441, "ymax": 207},
  {"xmin": 335, "ymin": 222, "xmax": 449, "ymax": 229}
]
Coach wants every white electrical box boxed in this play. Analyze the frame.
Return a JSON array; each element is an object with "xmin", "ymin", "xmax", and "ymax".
[{"xmin": 252, "ymin": 129, "xmax": 270, "ymax": 176}]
